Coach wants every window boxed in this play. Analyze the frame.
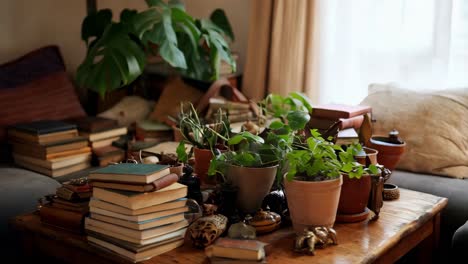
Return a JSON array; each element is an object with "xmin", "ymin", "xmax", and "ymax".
[{"xmin": 316, "ymin": 0, "xmax": 468, "ymax": 104}]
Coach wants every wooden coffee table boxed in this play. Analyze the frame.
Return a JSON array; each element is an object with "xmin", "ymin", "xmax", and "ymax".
[{"xmin": 11, "ymin": 188, "xmax": 447, "ymax": 264}]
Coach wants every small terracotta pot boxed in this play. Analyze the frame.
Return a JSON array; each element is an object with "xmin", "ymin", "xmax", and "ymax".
[
  {"xmin": 284, "ymin": 174, "xmax": 343, "ymax": 234},
  {"xmin": 226, "ymin": 165, "xmax": 278, "ymax": 213},
  {"xmin": 193, "ymin": 148, "xmax": 215, "ymax": 185},
  {"xmin": 338, "ymin": 174, "xmax": 371, "ymax": 214},
  {"xmin": 169, "ymin": 163, "xmax": 184, "ymax": 177},
  {"xmin": 368, "ymin": 136, "xmax": 406, "ymax": 171},
  {"xmin": 355, "ymin": 147, "xmax": 379, "ymax": 166}
]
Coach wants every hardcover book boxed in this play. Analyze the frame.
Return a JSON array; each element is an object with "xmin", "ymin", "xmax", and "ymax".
[
  {"xmin": 205, "ymin": 238, "xmax": 267, "ymax": 261},
  {"xmin": 90, "ymin": 212, "xmax": 186, "ymax": 230},
  {"xmin": 92, "ymin": 183, "xmax": 187, "ymax": 209},
  {"xmin": 89, "ymin": 164, "xmax": 171, "ymax": 184},
  {"xmin": 89, "ymin": 205, "xmax": 188, "ymax": 223},
  {"xmin": 311, "ymin": 104, "xmax": 372, "ymax": 119},
  {"xmin": 90, "ymin": 173, "xmax": 179, "ymax": 192},
  {"xmin": 70, "ymin": 116, "xmax": 118, "ymax": 133},
  {"xmin": 85, "ymin": 217, "xmax": 189, "ymax": 240},
  {"xmin": 11, "ymin": 120, "xmax": 77, "ymax": 135},
  {"xmin": 89, "ymin": 198, "xmax": 187, "ymax": 216},
  {"xmin": 87, "ymin": 235, "xmax": 184, "ymax": 262}
]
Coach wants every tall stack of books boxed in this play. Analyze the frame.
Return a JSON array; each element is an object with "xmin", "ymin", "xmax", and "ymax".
[
  {"xmin": 308, "ymin": 104, "xmax": 372, "ymax": 146},
  {"xmin": 74, "ymin": 117, "xmax": 127, "ymax": 167},
  {"xmin": 85, "ymin": 163, "xmax": 188, "ymax": 262},
  {"xmin": 205, "ymin": 97, "xmax": 256, "ymax": 123},
  {"xmin": 39, "ymin": 178, "xmax": 92, "ymax": 233},
  {"xmin": 8, "ymin": 120, "xmax": 91, "ymax": 177},
  {"xmin": 135, "ymin": 120, "xmax": 173, "ymax": 143}
]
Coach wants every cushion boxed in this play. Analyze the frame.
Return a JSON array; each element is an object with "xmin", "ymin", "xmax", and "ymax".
[
  {"xmin": 0, "ymin": 46, "xmax": 65, "ymax": 89},
  {"xmin": 98, "ymin": 96, "xmax": 154, "ymax": 127},
  {"xmin": 360, "ymin": 83, "xmax": 468, "ymax": 179},
  {"xmin": 0, "ymin": 72, "xmax": 86, "ymax": 143},
  {"xmin": 149, "ymin": 77, "xmax": 204, "ymax": 124}
]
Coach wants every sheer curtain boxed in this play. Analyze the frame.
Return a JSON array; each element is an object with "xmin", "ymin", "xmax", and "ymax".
[{"xmin": 316, "ymin": 0, "xmax": 468, "ymax": 105}]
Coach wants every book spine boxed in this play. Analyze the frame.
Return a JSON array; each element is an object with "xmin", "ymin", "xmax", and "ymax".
[{"xmin": 152, "ymin": 173, "xmax": 180, "ymax": 191}]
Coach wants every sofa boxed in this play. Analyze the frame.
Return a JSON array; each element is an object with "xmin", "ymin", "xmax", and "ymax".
[
  {"xmin": 0, "ymin": 46, "xmax": 89, "ymax": 242},
  {"xmin": 361, "ymin": 84, "xmax": 468, "ymax": 262}
]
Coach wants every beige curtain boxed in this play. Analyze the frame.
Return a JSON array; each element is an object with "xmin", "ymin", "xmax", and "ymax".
[{"xmin": 242, "ymin": 0, "xmax": 320, "ymax": 102}]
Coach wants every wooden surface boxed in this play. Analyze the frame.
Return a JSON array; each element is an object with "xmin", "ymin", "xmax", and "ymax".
[{"xmin": 11, "ymin": 188, "xmax": 447, "ymax": 264}]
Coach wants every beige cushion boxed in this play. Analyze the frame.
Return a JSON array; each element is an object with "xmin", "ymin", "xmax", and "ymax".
[{"xmin": 361, "ymin": 83, "xmax": 468, "ymax": 179}]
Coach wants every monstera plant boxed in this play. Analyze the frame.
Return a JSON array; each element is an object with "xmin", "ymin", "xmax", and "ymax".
[{"xmin": 77, "ymin": 0, "xmax": 236, "ymax": 96}]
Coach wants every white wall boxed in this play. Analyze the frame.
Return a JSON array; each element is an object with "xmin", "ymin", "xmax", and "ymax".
[{"xmin": 0, "ymin": 0, "xmax": 249, "ymax": 75}]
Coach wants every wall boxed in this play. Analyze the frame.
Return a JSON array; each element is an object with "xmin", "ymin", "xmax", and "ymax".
[{"xmin": 0, "ymin": 0, "xmax": 249, "ymax": 76}]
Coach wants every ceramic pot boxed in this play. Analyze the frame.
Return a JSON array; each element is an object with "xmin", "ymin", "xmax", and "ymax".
[
  {"xmin": 193, "ymin": 148, "xmax": 215, "ymax": 185},
  {"xmin": 338, "ymin": 174, "xmax": 371, "ymax": 214},
  {"xmin": 169, "ymin": 163, "xmax": 184, "ymax": 177},
  {"xmin": 368, "ymin": 136, "xmax": 406, "ymax": 171},
  {"xmin": 355, "ymin": 147, "xmax": 379, "ymax": 166},
  {"xmin": 226, "ymin": 165, "xmax": 278, "ymax": 214},
  {"xmin": 284, "ymin": 174, "xmax": 343, "ymax": 234}
]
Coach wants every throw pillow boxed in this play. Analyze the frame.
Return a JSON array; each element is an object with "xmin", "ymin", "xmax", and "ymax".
[
  {"xmin": 0, "ymin": 72, "xmax": 86, "ymax": 142},
  {"xmin": 98, "ymin": 96, "xmax": 154, "ymax": 127},
  {"xmin": 360, "ymin": 83, "xmax": 468, "ymax": 179},
  {"xmin": 148, "ymin": 77, "xmax": 204, "ymax": 124}
]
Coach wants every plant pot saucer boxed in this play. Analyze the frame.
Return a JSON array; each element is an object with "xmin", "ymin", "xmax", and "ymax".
[{"xmin": 336, "ymin": 207, "xmax": 371, "ymax": 223}]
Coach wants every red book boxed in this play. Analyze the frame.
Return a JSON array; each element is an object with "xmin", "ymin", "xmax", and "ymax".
[
  {"xmin": 90, "ymin": 173, "xmax": 180, "ymax": 192},
  {"xmin": 311, "ymin": 104, "xmax": 371, "ymax": 119}
]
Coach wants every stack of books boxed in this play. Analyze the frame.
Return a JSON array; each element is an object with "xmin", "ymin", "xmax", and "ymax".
[
  {"xmin": 205, "ymin": 97, "xmax": 255, "ymax": 123},
  {"xmin": 39, "ymin": 178, "xmax": 92, "ymax": 233},
  {"xmin": 8, "ymin": 120, "xmax": 92, "ymax": 177},
  {"xmin": 74, "ymin": 117, "xmax": 127, "ymax": 167},
  {"xmin": 135, "ymin": 120, "xmax": 173, "ymax": 143},
  {"xmin": 85, "ymin": 163, "xmax": 189, "ymax": 262},
  {"xmin": 308, "ymin": 104, "xmax": 372, "ymax": 146}
]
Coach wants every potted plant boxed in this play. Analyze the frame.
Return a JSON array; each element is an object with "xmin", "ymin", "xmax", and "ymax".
[
  {"xmin": 283, "ymin": 130, "xmax": 370, "ymax": 233},
  {"xmin": 176, "ymin": 102, "xmax": 230, "ymax": 185},
  {"xmin": 336, "ymin": 144, "xmax": 379, "ymax": 222},
  {"xmin": 208, "ymin": 131, "xmax": 279, "ymax": 213},
  {"xmin": 77, "ymin": 0, "xmax": 236, "ymax": 96}
]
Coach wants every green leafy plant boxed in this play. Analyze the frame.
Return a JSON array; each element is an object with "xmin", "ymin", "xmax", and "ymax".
[
  {"xmin": 286, "ymin": 131, "xmax": 379, "ymax": 182},
  {"xmin": 77, "ymin": 0, "xmax": 236, "ymax": 96},
  {"xmin": 176, "ymin": 102, "xmax": 230, "ymax": 162},
  {"xmin": 208, "ymin": 131, "xmax": 281, "ymax": 182}
]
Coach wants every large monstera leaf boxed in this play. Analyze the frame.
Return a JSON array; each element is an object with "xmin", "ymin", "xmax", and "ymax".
[
  {"xmin": 76, "ymin": 24, "xmax": 146, "ymax": 96},
  {"xmin": 77, "ymin": 0, "xmax": 236, "ymax": 95}
]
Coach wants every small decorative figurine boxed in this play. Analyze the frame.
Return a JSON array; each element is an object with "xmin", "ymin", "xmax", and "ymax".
[
  {"xmin": 188, "ymin": 214, "xmax": 228, "ymax": 248},
  {"xmin": 178, "ymin": 164, "xmax": 203, "ymax": 205},
  {"xmin": 294, "ymin": 227, "xmax": 338, "ymax": 255},
  {"xmin": 262, "ymin": 189, "xmax": 289, "ymax": 225},
  {"xmin": 202, "ymin": 204, "xmax": 218, "ymax": 216},
  {"xmin": 227, "ymin": 220, "xmax": 257, "ymax": 240},
  {"xmin": 246, "ymin": 208, "xmax": 281, "ymax": 234}
]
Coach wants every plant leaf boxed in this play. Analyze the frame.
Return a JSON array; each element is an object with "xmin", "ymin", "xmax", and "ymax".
[
  {"xmin": 159, "ymin": 40, "xmax": 187, "ymax": 69},
  {"xmin": 169, "ymin": 0, "xmax": 185, "ymax": 10},
  {"xmin": 81, "ymin": 9, "xmax": 113, "ymax": 46},
  {"xmin": 287, "ymin": 111, "xmax": 310, "ymax": 130},
  {"xmin": 209, "ymin": 9, "xmax": 234, "ymax": 41}
]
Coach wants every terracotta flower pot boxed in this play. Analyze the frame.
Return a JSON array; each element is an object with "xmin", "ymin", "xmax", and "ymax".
[
  {"xmin": 355, "ymin": 147, "xmax": 379, "ymax": 166},
  {"xmin": 338, "ymin": 174, "xmax": 371, "ymax": 214},
  {"xmin": 226, "ymin": 165, "xmax": 278, "ymax": 214},
  {"xmin": 193, "ymin": 148, "xmax": 215, "ymax": 185},
  {"xmin": 368, "ymin": 136, "xmax": 406, "ymax": 171},
  {"xmin": 284, "ymin": 174, "xmax": 343, "ymax": 234},
  {"xmin": 169, "ymin": 163, "xmax": 184, "ymax": 177}
]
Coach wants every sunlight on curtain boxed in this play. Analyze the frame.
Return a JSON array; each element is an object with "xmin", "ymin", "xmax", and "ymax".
[{"xmin": 316, "ymin": 0, "xmax": 468, "ymax": 104}]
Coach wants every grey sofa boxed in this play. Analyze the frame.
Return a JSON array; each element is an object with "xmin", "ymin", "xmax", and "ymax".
[{"xmin": 388, "ymin": 170, "xmax": 468, "ymax": 261}]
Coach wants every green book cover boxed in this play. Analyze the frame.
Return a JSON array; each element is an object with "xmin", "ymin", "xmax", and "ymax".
[
  {"xmin": 90, "ymin": 164, "xmax": 170, "ymax": 176},
  {"xmin": 137, "ymin": 120, "xmax": 171, "ymax": 131}
]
